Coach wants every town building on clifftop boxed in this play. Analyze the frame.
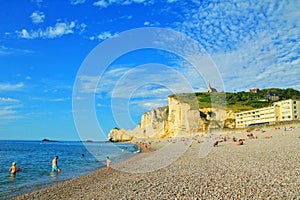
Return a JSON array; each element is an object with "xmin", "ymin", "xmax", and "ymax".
[
  {"xmin": 249, "ymin": 88, "xmax": 260, "ymax": 93},
  {"xmin": 235, "ymin": 99, "xmax": 300, "ymax": 128}
]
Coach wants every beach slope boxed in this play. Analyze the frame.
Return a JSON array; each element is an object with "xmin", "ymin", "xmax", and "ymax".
[{"xmin": 15, "ymin": 127, "xmax": 300, "ymax": 199}]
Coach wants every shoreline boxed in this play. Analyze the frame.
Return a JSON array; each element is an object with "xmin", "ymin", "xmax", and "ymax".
[
  {"xmin": 14, "ymin": 124, "xmax": 300, "ymax": 199},
  {"xmin": 3, "ymin": 142, "xmax": 138, "ymax": 200}
]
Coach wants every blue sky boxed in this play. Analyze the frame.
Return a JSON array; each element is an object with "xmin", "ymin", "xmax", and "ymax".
[{"xmin": 0, "ymin": 0, "xmax": 299, "ymax": 141}]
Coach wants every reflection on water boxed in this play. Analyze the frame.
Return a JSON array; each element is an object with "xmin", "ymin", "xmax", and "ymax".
[{"xmin": 50, "ymin": 171, "xmax": 59, "ymax": 181}]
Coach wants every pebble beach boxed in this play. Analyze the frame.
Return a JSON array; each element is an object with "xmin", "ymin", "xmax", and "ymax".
[{"xmin": 14, "ymin": 125, "xmax": 300, "ymax": 199}]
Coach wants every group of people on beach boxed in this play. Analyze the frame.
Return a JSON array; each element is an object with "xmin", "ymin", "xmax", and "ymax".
[
  {"xmin": 211, "ymin": 125, "xmax": 298, "ymax": 147},
  {"xmin": 9, "ymin": 154, "xmax": 112, "ymax": 177},
  {"xmin": 212, "ymin": 135, "xmax": 246, "ymax": 147},
  {"xmin": 137, "ymin": 141, "xmax": 152, "ymax": 152}
]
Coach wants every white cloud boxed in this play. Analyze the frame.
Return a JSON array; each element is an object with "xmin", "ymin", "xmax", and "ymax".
[
  {"xmin": 131, "ymin": 98, "xmax": 168, "ymax": 110},
  {"xmin": 171, "ymin": 0, "xmax": 300, "ymax": 91},
  {"xmin": 0, "ymin": 97, "xmax": 22, "ymax": 120},
  {"xmin": 76, "ymin": 60, "xmax": 206, "ymax": 111},
  {"xmin": 77, "ymin": 0, "xmax": 300, "ymax": 113},
  {"xmin": 0, "ymin": 45, "xmax": 14, "ymax": 56},
  {"xmin": 89, "ymin": 31, "xmax": 117, "ymax": 41},
  {"xmin": 93, "ymin": 0, "xmax": 147, "ymax": 8},
  {"xmin": 76, "ymin": 75, "xmax": 100, "ymax": 93},
  {"xmin": 105, "ymin": 65, "xmax": 198, "ymax": 101},
  {"xmin": 79, "ymin": 23, "xmax": 87, "ymax": 34},
  {"xmin": 16, "ymin": 21, "xmax": 83, "ymax": 39},
  {"xmin": 50, "ymin": 97, "xmax": 70, "ymax": 102},
  {"xmin": 0, "ymin": 45, "xmax": 33, "ymax": 56},
  {"xmin": 0, "ymin": 97, "xmax": 19, "ymax": 103},
  {"xmin": 0, "ymin": 83, "xmax": 24, "ymax": 91},
  {"xmin": 30, "ymin": 11, "xmax": 45, "ymax": 24},
  {"xmin": 43, "ymin": 21, "xmax": 75, "ymax": 38},
  {"xmin": 93, "ymin": 0, "xmax": 108, "ymax": 7},
  {"xmin": 97, "ymin": 31, "xmax": 117, "ymax": 40},
  {"xmin": 0, "ymin": 109, "xmax": 16, "ymax": 116},
  {"xmin": 70, "ymin": 0, "xmax": 86, "ymax": 5},
  {"xmin": 75, "ymin": 66, "xmax": 132, "ymax": 95}
]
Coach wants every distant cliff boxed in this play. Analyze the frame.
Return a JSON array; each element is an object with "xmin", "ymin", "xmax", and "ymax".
[
  {"xmin": 108, "ymin": 88, "xmax": 300, "ymax": 141},
  {"xmin": 108, "ymin": 95, "xmax": 235, "ymax": 141},
  {"xmin": 108, "ymin": 128, "xmax": 133, "ymax": 142}
]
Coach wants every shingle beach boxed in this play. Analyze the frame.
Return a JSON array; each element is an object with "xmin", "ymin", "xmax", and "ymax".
[{"xmin": 15, "ymin": 125, "xmax": 300, "ymax": 199}]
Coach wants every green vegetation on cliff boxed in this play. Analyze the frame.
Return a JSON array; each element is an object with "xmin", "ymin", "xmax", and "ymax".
[{"xmin": 169, "ymin": 88, "xmax": 300, "ymax": 112}]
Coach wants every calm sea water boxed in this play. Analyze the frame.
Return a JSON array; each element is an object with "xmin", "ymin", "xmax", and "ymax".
[{"xmin": 0, "ymin": 140, "xmax": 139, "ymax": 199}]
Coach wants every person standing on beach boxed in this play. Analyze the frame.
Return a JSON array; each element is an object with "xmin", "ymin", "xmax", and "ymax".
[
  {"xmin": 52, "ymin": 156, "xmax": 60, "ymax": 173},
  {"xmin": 9, "ymin": 162, "xmax": 21, "ymax": 177},
  {"xmin": 106, "ymin": 156, "xmax": 111, "ymax": 171}
]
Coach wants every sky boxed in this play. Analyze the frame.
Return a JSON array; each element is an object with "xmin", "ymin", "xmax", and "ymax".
[{"xmin": 0, "ymin": 0, "xmax": 299, "ymax": 141}]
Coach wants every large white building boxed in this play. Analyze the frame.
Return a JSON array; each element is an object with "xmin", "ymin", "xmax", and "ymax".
[{"xmin": 235, "ymin": 99, "xmax": 300, "ymax": 128}]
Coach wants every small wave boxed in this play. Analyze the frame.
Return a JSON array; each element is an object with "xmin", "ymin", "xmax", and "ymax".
[{"xmin": 134, "ymin": 149, "xmax": 141, "ymax": 153}]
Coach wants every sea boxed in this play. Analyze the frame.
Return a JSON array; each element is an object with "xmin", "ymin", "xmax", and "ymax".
[{"xmin": 0, "ymin": 140, "xmax": 139, "ymax": 199}]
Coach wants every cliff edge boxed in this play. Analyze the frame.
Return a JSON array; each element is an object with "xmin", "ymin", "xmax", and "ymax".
[{"xmin": 108, "ymin": 95, "xmax": 235, "ymax": 142}]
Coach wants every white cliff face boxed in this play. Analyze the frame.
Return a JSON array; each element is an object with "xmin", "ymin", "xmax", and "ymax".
[
  {"xmin": 108, "ymin": 107, "xmax": 168, "ymax": 141},
  {"xmin": 108, "ymin": 96, "xmax": 236, "ymax": 141},
  {"xmin": 108, "ymin": 128, "xmax": 133, "ymax": 142},
  {"xmin": 199, "ymin": 107, "xmax": 234, "ymax": 129},
  {"xmin": 130, "ymin": 97, "xmax": 206, "ymax": 139},
  {"xmin": 166, "ymin": 97, "xmax": 206, "ymax": 137},
  {"xmin": 139, "ymin": 107, "xmax": 167, "ymax": 138}
]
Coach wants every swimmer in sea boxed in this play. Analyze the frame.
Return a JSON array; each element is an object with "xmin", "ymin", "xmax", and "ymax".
[
  {"xmin": 9, "ymin": 162, "xmax": 21, "ymax": 177},
  {"xmin": 52, "ymin": 156, "xmax": 60, "ymax": 173}
]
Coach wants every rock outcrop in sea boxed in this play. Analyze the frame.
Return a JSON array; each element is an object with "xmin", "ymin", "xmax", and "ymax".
[{"xmin": 108, "ymin": 95, "xmax": 235, "ymax": 142}]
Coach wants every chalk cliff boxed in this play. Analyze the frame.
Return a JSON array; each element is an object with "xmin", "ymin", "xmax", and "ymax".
[
  {"xmin": 108, "ymin": 128, "xmax": 133, "ymax": 142},
  {"xmin": 164, "ymin": 96, "xmax": 206, "ymax": 137},
  {"xmin": 108, "ymin": 96, "xmax": 235, "ymax": 141}
]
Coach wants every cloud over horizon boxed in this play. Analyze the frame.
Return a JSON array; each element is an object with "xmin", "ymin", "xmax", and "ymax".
[
  {"xmin": 1, "ymin": 0, "xmax": 299, "ymax": 140},
  {"xmin": 16, "ymin": 21, "xmax": 86, "ymax": 39},
  {"xmin": 0, "ymin": 83, "xmax": 24, "ymax": 91},
  {"xmin": 171, "ymin": 0, "xmax": 300, "ymax": 91}
]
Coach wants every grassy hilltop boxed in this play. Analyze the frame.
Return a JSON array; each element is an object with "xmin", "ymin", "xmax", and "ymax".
[{"xmin": 169, "ymin": 88, "xmax": 300, "ymax": 112}]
